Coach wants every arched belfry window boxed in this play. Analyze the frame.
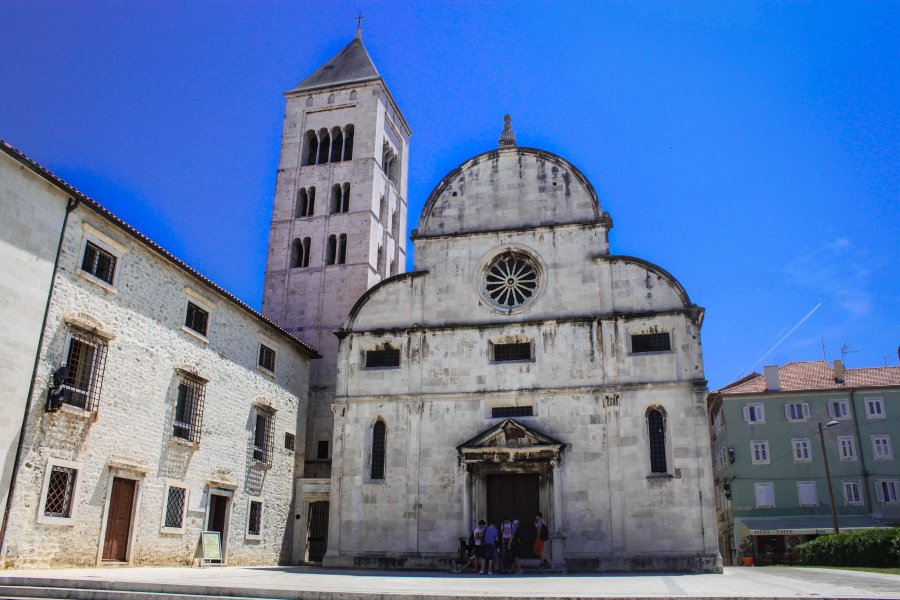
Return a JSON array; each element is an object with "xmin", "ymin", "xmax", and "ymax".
[
  {"xmin": 307, "ymin": 187, "xmax": 316, "ymax": 215},
  {"xmin": 305, "ymin": 131, "xmax": 318, "ymax": 166},
  {"xmin": 371, "ymin": 419, "xmax": 386, "ymax": 480},
  {"xmin": 647, "ymin": 408, "xmax": 667, "ymax": 473},
  {"xmin": 290, "ymin": 238, "xmax": 304, "ymax": 268},
  {"xmin": 331, "ymin": 127, "xmax": 344, "ymax": 163},
  {"xmin": 331, "ymin": 184, "xmax": 342, "ymax": 214},
  {"xmin": 337, "ymin": 234, "xmax": 347, "ymax": 265},
  {"xmin": 325, "ymin": 235, "xmax": 337, "ymax": 266},
  {"xmin": 296, "ymin": 189, "xmax": 308, "ymax": 218},
  {"xmin": 341, "ymin": 183, "xmax": 350, "ymax": 213},
  {"xmin": 301, "ymin": 237, "xmax": 311, "ymax": 267},
  {"xmin": 343, "ymin": 125, "xmax": 354, "ymax": 161},
  {"xmin": 318, "ymin": 129, "xmax": 330, "ymax": 165}
]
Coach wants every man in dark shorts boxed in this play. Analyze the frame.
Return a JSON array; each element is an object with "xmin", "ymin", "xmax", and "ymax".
[
  {"xmin": 473, "ymin": 520, "xmax": 486, "ymax": 573},
  {"xmin": 482, "ymin": 519, "xmax": 499, "ymax": 575}
]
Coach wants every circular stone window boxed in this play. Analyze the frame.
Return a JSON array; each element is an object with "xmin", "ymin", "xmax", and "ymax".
[{"xmin": 481, "ymin": 251, "xmax": 541, "ymax": 311}]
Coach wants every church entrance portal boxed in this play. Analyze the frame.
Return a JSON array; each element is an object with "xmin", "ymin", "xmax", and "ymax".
[{"xmin": 486, "ymin": 473, "xmax": 539, "ymax": 558}]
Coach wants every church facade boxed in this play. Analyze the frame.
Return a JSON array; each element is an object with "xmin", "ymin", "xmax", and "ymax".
[{"xmin": 264, "ymin": 34, "xmax": 720, "ymax": 573}]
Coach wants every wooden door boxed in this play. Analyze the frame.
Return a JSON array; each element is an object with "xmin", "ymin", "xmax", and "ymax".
[
  {"xmin": 306, "ymin": 501, "xmax": 329, "ymax": 562},
  {"xmin": 103, "ymin": 477, "xmax": 136, "ymax": 561},
  {"xmin": 486, "ymin": 473, "xmax": 540, "ymax": 557}
]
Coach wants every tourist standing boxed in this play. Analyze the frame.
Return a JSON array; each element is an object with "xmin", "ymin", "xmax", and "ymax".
[
  {"xmin": 483, "ymin": 519, "xmax": 499, "ymax": 575},
  {"xmin": 534, "ymin": 512, "xmax": 549, "ymax": 568},
  {"xmin": 509, "ymin": 518, "xmax": 524, "ymax": 574},
  {"xmin": 473, "ymin": 520, "xmax": 486, "ymax": 573}
]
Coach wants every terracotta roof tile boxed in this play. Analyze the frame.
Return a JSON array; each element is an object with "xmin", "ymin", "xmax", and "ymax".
[{"xmin": 715, "ymin": 361, "xmax": 900, "ymax": 395}]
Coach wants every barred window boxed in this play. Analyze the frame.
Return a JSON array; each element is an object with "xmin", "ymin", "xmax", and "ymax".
[
  {"xmin": 184, "ymin": 302, "xmax": 209, "ymax": 337},
  {"xmin": 631, "ymin": 332, "xmax": 671, "ymax": 353},
  {"xmin": 173, "ymin": 377, "xmax": 205, "ymax": 443},
  {"xmin": 81, "ymin": 241, "xmax": 117, "ymax": 285},
  {"xmin": 365, "ymin": 348, "xmax": 400, "ymax": 368},
  {"xmin": 44, "ymin": 465, "xmax": 76, "ymax": 518},
  {"xmin": 247, "ymin": 500, "xmax": 263, "ymax": 537},
  {"xmin": 647, "ymin": 409, "xmax": 667, "ymax": 473},
  {"xmin": 61, "ymin": 329, "xmax": 108, "ymax": 411},
  {"xmin": 253, "ymin": 408, "xmax": 275, "ymax": 465},
  {"xmin": 164, "ymin": 485, "xmax": 187, "ymax": 529},
  {"xmin": 370, "ymin": 420, "xmax": 386, "ymax": 480},
  {"xmin": 493, "ymin": 342, "xmax": 531, "ymax": 362},
  {"xmin": 492, "ymin": 406, "xmax": 534, "ymax": 418},
  {"xmin": 258, "ymin": 344, "xmax": 276, "ymax": 373},
  {"xmin": 284, "ymin": 432, "xmax": 295, "ymax": 451}
]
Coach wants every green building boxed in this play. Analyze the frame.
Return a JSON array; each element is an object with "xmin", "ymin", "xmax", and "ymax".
[{"xmin": 708, "ymin": 360, "xmax": 900, "ymax": 565}]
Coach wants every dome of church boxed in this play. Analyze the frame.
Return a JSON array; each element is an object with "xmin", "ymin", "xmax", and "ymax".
[{"xmin": 415, "ymin": 116, "xmax": 607, "ymax": 239}]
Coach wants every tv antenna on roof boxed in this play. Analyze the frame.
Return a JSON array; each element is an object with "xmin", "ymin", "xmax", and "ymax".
[{"xmin": 839, "ymin": 343, "xmax": 858, "ymax": 365}]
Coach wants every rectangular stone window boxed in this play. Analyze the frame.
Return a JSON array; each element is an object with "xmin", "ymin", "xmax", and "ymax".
[
  {"xmin": 493, "ymin": 342, "xmax": 532, "ymax": 362},
  {"xmin": 248, "ymin": 501, "xmax": 263, "ymax": 536},
  {"xmin": 630, "ymin": 332, "xmax": 671, "ymax": 353},
  {"xmin": 743, "ymin": 403, "xmax": 765, "ymax": 424},
  {"xmin": 284, "ymin": 432, "xmax": 295, "ymax": 452},
  {"xmin": 755, "ymin": 482, "xmax": 775, "ymax": 508},
  {"xmin": 751, "ymin": 440, "xmax": 770, "ymax": 464},
  {"xmin": 829, "ymin": 399, "xmax": 850, "ymax": 420},
  {"xmin": 838, "ymin": 436, "xmax": 857, "ymax": 461},
  {"xmin": 785, "ymin": 402, "xmax": 810, "ymax": 422},
  {"xmin": 872, "ymin": 435, "xmax": 893, "ymax": 460},
  {"xmin": 876, "ymin": 480, "xmax": 899, "ymax": 503},
  {"xmin": 365, "ymin": 348, "xmax": 400, "ymax": 368},
  {"xmin": 491, "ymin": 406, "xmax": 534, "ymax": 418},
  {"xmin": 81, "ymin": 241, "xmax": 117, "ymax": 285},
  {"xmin": 59, "ymin": 328, "xmax": 108, "ymax": 412},
  {"xmin": 253, "ymin": 408, "xmax": 275, "ymax": 465},
  {"xmin": 843, "ymin": 480, "xmax": 864, "ymax": 505},
  {"xmin": 163, "ymin": 485, "xmax": 187, "ymax": 530},
  {"xmin": 184, "ymin": 302, "xmax": 209, "ymax": 337},
  {"xmin": 258, "ymin": 343, "xmax": 276, "ymax": 373},
  {"xmin": 317, "ymin": 440, "xmax": 330, "ymax": 459},
  {"xmin": 173, "ymin": 376, "xmax": 205, "ymax": 444},
  {"xmin": 865, "ymin": 397, "xmax": 886, "ymax": 419},
  {"xmin": 797, "ymin": 481, "xmax": 817, "ymax": 507},
  {"xmin": 792, "ymin": 438, "xmax": 812, "ymax": 462},
  {"xmin": 44, "ymin": 465, "xmax": 76, "ymax": 518}
]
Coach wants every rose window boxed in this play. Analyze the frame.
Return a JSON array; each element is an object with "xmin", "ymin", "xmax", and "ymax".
[{"xmin": 482, "ymin": 252, "xmax": 540, "ymax": 310}]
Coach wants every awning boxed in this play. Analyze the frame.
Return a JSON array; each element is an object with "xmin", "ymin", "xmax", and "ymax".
[{"xmin": 738, "ymin": 515, "xmax": 885, "ymax": 536}]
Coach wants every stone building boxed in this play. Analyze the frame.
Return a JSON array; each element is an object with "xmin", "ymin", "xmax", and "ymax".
[
  {"xmin": 321, "ymin": 119, "xmax": 721, "ymax": 572},
  {"xmin": 260, "ymin": 32, "xmax": 410, "ymax": 562},
  {"xmin": 0, "ymin": 142, "xmax": 319, "ymax": 568},
  {"xmin": 708, "ymin": 361, "xmax": 900, "ymax": 565}
]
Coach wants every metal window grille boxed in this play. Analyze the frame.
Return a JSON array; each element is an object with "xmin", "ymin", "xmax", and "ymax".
[
  {"xmin": 258, "ymin": 344, "xmax": 276, "ymax": 372},
  {"xmin": 62, "ymin": 329, "xmax": 108, "ymax": 411},
  {"xmin": 248, "ymin": 501, "xmax": 263, "ymax": 536},
  {"xmin": 44, "ymin": 466, "xmax": 76, "ymax": 517},
  {"xmin": 253, "ymin": 408, "xmax": 275, "ymax": 465},
  {"xmin": 648, "ymin": 410, "xmax": 667, "ymax": 473},
  {"xmin": 631, "ymin": 333, "xmax": 671, "ymax": 353},
  {"xmin": 491, "ymin": 406, "xmax": 534, "ymax": 418},
  {"xmin": 370, "ymin": 421, "xmax": 386, "ymax": 480},
  {"xmin": 81, "ymin": 241, "xmax": 117, "ymax": 284},
  {"xmin": 284, "ymin": 432, "xmax": 295, "ymax": 452},
  {"xmin": 365, "ymin": 348, "xmax": 400, "ymax": 368},
  {"xmin": 164, "ymin": 486, "xmax": 186, "ymax": 528},
  {"xmin": 317, "ymin": 440, "xmax": 329, "ymax": 459},
  {"xmin": 493, "ymin": 342, "xmax": 531, "ymax": 362},
  {"xmin": 173, "ymin": 378, "xmax": 205, "ymax": 443},
  {"xmin": 184, "ymin": 302, "xmax": 209, "ymax": 336}
]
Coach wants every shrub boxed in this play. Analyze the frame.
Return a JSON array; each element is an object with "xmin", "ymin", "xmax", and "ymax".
[{"xmin": 796, "ymin": 528, "xmax": 900, "ymax": 567}]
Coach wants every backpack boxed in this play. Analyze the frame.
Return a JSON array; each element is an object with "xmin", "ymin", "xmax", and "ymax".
[{"xmin": 539, "ymin": 522, "xmax": 549, "ymax": 541}]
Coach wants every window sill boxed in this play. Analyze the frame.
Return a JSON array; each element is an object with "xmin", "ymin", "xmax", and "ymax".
[
  {"xmin": 245, "ymin": 534, "xmax": 263, "ymax": 542},
  {"xmin": 57, "ymin": 403, "xmax": 98, "ymax": 422},
  {"xmin": 36, "ymin": 515, "xmax": 76, "ymax": 527},
  {"xmin": 362, "ymin": 366, "xmax": 401, "ymax": 371},
  {"xmin": 630, "ymin": 350, "xmax": 674, "ymax": 357},
  {"xmin": 160, "ymin": 527, "xmax": 186, "ymax": 535},
  {"xmin": 256, "ymin": 365, "xmax": 276, "ymax": 378},
  {"xmin": 490, "ymin": 360, "xmax": 534, "ymax": 365},
  {"xmin": 169, "ymin": 437, "xmax": 199, "ymax": 451},
  {"xmin": 874, "ymin": 456, "xmax": 895, "ymax": 461},
  {"xmin": 76, "ymin": 269, "xmax": 118, "ymax": 294},
  {"xmin": 181, "ymin": 325, "xmax": 209, "ymax": 344},
  {"xmin": 251, "ymin": 460, "xmax": 272, "ymax": 470},
  {"xmin": 646, "ymin": 473, "xmax": 674, "ymax": 480}
]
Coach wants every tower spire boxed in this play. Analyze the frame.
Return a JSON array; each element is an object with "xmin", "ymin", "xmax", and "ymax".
[
  {"xmin": 355, "ymin": 12, "xmax": 364, "ymax": 39},
  {"xmin": 498, "ymin": 114, "xmax": 517, "ymax": 147}
]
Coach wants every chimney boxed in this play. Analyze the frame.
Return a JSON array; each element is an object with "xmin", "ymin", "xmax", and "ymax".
[
  {"xmin": 833, "ymin": 359, "xmax": 845, "ymax": 383},
  {"xmin": 763, "ymin": 365, "xmax": 781, "ymax": 391}
]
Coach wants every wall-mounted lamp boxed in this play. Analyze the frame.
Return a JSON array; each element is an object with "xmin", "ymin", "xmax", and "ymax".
[{"xmin": 727, "ymin": 447, "xmax": 736, "ymax": 464}]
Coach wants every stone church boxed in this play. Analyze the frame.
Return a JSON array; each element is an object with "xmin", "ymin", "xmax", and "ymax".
[{"xmin": 264, "ymin": 32, "xmax": 720, "ymax": 572}]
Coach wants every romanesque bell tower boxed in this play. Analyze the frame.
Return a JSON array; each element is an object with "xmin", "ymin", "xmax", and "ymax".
[{"xmin": 262, "ymin": 30, "xmax": 410, "ymax": 481}]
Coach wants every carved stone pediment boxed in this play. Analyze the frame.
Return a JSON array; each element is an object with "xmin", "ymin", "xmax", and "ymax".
[{"xmin": 456, "ymin": 419, "xmax": 564, "ymax": 464}]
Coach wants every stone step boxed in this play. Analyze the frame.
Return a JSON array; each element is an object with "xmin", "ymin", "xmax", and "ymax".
[{"xmin": 0, "ymin": 582, "xmax": 289, "ymax": 600}]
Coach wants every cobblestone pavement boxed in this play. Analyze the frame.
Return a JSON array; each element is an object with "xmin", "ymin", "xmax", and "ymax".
[{"xmin": 0, "ymin": 565, "xmax": 898, "ymax": 598}]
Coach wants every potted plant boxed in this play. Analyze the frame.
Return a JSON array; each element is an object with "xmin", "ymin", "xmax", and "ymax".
[{"xmin": 738, "ymin": 537, "xmax": 754, "ymax": 566}]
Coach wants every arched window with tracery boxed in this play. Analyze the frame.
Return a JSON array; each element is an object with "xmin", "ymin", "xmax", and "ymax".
[
  {"xmin": 325, "ymin": 235, "xmax": 337, "ymax": 266},
  {"xmin": 343, "ymin": 125, "xmax": 354, "ymax": 161},
  {"xmin": 290, "ymin": 238, "xmax": 304, "ymax": 268},
  {"xmin": 337, "ymin": 234, "xmax": 347, "ymax": 265},
  {"xmin": 647, "ymin": 408, "xmax": 667, "ymax": 473},
  {"xmin": 371, "ymin": 419, "xmax": 386, "ymax": 480}
]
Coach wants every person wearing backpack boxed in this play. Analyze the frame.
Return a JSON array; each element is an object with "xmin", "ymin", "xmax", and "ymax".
[{"xmin": 534, "ymin": 511, "xmax": 550, "ymax": 568}]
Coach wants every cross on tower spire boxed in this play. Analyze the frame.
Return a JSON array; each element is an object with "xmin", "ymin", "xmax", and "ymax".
[{"xmin": 355, "ymin": 13, "xmax": 364, "ymax": 38}]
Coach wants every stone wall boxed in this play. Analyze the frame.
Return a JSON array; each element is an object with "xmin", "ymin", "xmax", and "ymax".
[{"xmin": 2, "ymin": 201, "xmax": 311, "ymax": 569}]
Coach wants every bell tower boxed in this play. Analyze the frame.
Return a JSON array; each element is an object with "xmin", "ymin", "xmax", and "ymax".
[{"xmin": 262, "ymin": 31, "xmax": 410, "ymax": 481}]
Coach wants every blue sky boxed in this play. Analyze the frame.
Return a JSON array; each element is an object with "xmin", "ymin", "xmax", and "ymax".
[{"xmin": 1, "ymin": 1, "xmax": 897, "ymax": 388}]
